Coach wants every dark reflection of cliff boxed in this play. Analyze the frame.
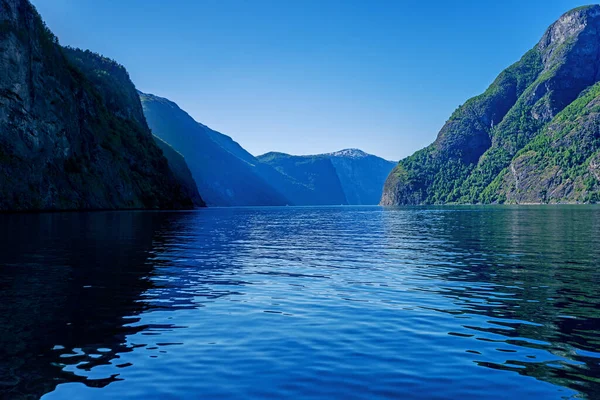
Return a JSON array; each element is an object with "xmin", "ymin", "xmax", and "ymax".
[
  {"xmin": 0, "ymin": 211, "xmax": 200, "ymax": 399},
  {"xmin": 384, "ymin": 206, "xmax": 600, "ymax": 398}
]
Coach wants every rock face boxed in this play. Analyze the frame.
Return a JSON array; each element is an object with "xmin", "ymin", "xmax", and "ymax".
[
  {"xmin": 495, "ymin": 83, "xmax": 600, "ymax": 203},
  {"xmin": 382, "ymin": 5, "xmax": 600, "ymax": 205},
  {"xmin": 0, "ymin": 0, "xmax": 197, "ymax": 210},
  {"xmin": 258, "ymin": 149, "xmax": 396, "ymax": 205},
  {"xmin": 140, "ymin": 92, "xmax": 290, "ymax": 206}
]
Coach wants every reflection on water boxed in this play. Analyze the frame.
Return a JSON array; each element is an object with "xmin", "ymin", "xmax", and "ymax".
[
  {"xmin": 0, "ymin": 212, "xmax": 173, "ymax": 398},
  {"xmin": 0, "ymin": 206, "xmax": 599, "ymax": 399}
]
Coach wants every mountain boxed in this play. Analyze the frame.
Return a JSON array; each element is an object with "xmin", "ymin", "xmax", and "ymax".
[
  {"xmin": 153, "ymin": 136, "xmax": 205, "ymax": 207},
  {"xmin": 327, "ymin": 149, "xmax": 397, "ymax": 204},
  {"xmin": 201, "ymin": 126, "xmax": 330, "ymax": 206},
  {"xmin": 257, "ymin": 152, "xmax": 348, "ymax": 205},
  {"xmin": 139, "ymin": 92, "xmax": 291, "ymax": 206},
  {"xmin": 140, "ymin": 92, "xmax": 393, "ymax": 206},
  {"xmin": 257, "ymin": 149, "xmax": 396, "ymax": 205},
  {"xmin": 382, "ymin": 5, "xmax": 600, "ymax": 205},
  {"xmin": 0, "ymin": 0, "xmax": 199, "ymax": 210}
]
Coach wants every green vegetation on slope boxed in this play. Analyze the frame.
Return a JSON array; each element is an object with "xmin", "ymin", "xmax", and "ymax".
[
  {"xmin": 382, "ymin": 5, "xmax": 600, "ymax": 205},
  {"xmin": 486, "ymin": 82, "xmax": 600, "ymax": 203}
]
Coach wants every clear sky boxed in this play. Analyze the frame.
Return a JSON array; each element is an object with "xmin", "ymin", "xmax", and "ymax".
[{"xmin": 33, "ymin": 0, "xmax": 590, "ymax": 161}]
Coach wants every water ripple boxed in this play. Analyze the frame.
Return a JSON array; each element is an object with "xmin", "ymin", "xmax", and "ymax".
[{"xmin": 0, "ymin": 206, "xmax": 599, "ymax": 399}]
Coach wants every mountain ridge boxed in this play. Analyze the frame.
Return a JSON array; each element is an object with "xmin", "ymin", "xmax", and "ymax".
[
  {"xmin": 259, "ymin": 148, "xmax": 394, "ymax": 162},
  {"xmin": 382, "ymin": 5, "xmax": 600, "ymax": 205},
  {"xmin": 258, "ymin": 150, "xmax": 396, "ymax": 205},
  {"xmin": 139, "ymin": 91, "xmax": 294, "ymax": 207}
]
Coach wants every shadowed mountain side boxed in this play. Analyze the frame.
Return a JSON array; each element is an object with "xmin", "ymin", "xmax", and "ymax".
[
  {"xmin": 327, "ymin": 149, "xmax": 396, "ymax": 205},
  {"xmin": 257, "ymin": 152, "xmax": 348, "ymax": 205},
  {"xmin": 0, "ymin": 0, "xmax": 195, "ymax": 210},
  {"xmin": 258, "ymin": 149, "xmax": 396, "ymax": 205},
  {"xmin": 139, "ymin": 93, "xmax": 291, "ymax": 206},
  {"xmin": 153, "ymin": 136, "xmax": 205, "ymax": 207}
]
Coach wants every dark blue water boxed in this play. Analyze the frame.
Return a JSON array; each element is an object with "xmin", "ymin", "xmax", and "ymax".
[{"xmin": 1, "ymin": 206, "xmax": 600, "ymax": 399}]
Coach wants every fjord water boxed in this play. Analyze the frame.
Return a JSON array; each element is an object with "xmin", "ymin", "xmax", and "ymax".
[{"xmin": 1, "ymin": 207, "xmax": 600, "ymax": 399}]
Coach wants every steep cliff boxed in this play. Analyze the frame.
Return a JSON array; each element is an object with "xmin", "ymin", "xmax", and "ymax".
[
  {"xmin": 0, "ymin": 0, "xmax": 196, "ymax": 210},
  {"xmin": 382, "ymin": 5, "xmax": 600, "ymax": 205},
  {"xmin": 492, "ymin": 82, "xmax": 600, "ymax": 203}
]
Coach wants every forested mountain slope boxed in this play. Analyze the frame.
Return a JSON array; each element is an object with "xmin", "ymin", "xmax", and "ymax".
[{"xmin": 382, "ymin": 5, "xmax": 600, "ymax": 205}]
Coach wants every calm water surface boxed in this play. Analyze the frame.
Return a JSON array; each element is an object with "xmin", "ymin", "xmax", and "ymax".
[{"xmin": 1, "ymin": 206, "xmax": 600, "ymax": 399}]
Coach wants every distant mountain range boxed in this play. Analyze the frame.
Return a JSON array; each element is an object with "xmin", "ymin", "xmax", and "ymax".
[
  {"xmin": 382, "ymin": 5, "xmax": 600, "ymax": 205},
  {"xmin": 141, "ymin": 92, "xmax": 396, "ymax": 206},
  {"xmin": 258, "ymin": 150, "xmax": 396, "ymax": 205},
  {"xmin": 139, "ymin": 92, "xmax": 289, "ymax": 206},
  {"xmin": 1, "ymin": 0, "xmax": 395, "ymax": 211}
]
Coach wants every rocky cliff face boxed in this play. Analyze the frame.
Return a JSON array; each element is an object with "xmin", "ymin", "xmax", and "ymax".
[
  {"xmin": 0, "ymin": 0, "xmax": 196, "ymax": 210},
  {"xmin": 382, "ymin": 5, "xmax": 600, "ymax": 205},
  {"xmin": 494, "ymin": 82, "xmax": 600, "ymax": 203}
]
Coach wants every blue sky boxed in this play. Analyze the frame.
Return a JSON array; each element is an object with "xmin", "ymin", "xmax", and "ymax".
[{"xmin": 34, "ymin": 0, "xmax": 589, "ymax": 161}]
